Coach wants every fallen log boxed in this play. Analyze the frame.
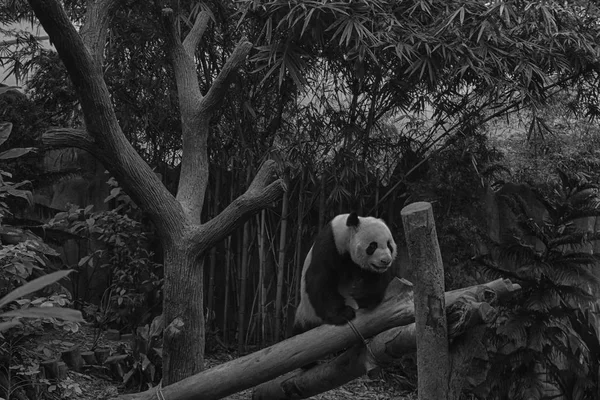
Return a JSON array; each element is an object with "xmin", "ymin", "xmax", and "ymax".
[
  {"xmin": 116, "ymin": 278, "xmax": 517, "ymax": 400},
  {"xmin": 252, "ymin": 279, "xmax": 516, "ymax": 399},
  {"xmin": 117, "ymin": 277, "xmax": 415, "ymax": 400}
]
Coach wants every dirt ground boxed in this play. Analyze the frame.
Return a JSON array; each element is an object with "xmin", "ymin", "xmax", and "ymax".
[{"xmin": 21, "ymin": 325, "xmax": 415, "ymax": 400}]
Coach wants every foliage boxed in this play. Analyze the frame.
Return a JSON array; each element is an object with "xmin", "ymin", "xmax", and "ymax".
[
  {"xmin": 123, "ymin": 314, "xmax": 164, "ymax": 390},
  {"xmin": 0, "ymin": 270, "xmax": 83, "ymax": 332},
  {"xmin": 47, "ymin": 200, "xmax": 162, "ymax": 330},
  {"xmin": 474, "ymin": 169, "xmax": 600, "ymax": 399},
  {"xmin": 490, "ymin": 89, "xmax": 600, "ymax": 187},
  {"xmin": 243, "ymin": 0, "xmax": 600, "ymax": 104},
  {"xmin": 47, "ymin": 377, "xmax": 83, "ymax": 399}
]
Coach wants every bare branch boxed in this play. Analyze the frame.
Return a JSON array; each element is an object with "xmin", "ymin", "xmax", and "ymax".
[
  {"xmin": 182, "ymin": 11, "xmax": 210, "ymax": 55},
  {"xmin": 200, "ymin": 38, "xmax": 253, "ymax": 114},
  {"xmin": 189, "ymin": 160, "xmax": 286, "ymax": 254},
  {"xmin": 41, "ymin": 127, "xmax": 107, "ymax": 160}
]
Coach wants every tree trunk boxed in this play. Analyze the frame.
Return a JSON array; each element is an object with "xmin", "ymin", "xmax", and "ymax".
[
  {"xmin": 275, "ymin": 190, "xmax": 289, "ymax": 340},
  {"xmin": 401, "ymin": 202, "xmax": 449, "ymax": 400},
  {"xmin": 162, "ymin": 244, "xmax": 205, "ymax": 384}
]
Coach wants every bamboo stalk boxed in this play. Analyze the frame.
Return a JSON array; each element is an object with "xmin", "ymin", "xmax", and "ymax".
[
  {"xmin": 238, "ymin": 221, "xmax": 250, "ymax": 353},
  {"xmin": 294, "ymin": 169, "xmax": 306, "ymax": 307},
  {"xmin": 207, "ymin": 170, "xmax": 221, "ymax": 323},
  {"xmin": 275, "ymin": 190, "xmax": 289, "ymax": 340}
]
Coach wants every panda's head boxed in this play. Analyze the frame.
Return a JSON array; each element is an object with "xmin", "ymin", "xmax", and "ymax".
[{"xmin": 332, "ymin": 212, "xmax": 397, "ymax": 273}]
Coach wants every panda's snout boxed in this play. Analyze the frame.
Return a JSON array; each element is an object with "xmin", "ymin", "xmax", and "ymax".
[{"xmin": 379, "ymin": 258, "xmax": 391, "ymax": 266}]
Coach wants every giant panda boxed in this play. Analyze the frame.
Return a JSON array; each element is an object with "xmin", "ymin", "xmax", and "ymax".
[{"xmin": 293, "ymin": 212, "xmax": 397, "ymax": 335}]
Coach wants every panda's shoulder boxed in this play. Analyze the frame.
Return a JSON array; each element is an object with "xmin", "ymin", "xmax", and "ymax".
[{"xmin": 330, "ymin": 213, "xmax": 353, "ymax": 254}]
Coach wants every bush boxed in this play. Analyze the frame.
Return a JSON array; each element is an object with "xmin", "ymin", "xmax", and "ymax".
[{"xmin": 473, "ymin": 169, "xmax": 600, "ymax": 399}]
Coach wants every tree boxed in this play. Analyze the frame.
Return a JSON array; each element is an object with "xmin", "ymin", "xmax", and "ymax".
[
  {"xmin": 25, "ymin": 0, "xmax": 285, "ymax": 385},
  {"xmin": 241, "ymin": 0, "xmax": 600, "ymax": 165}
]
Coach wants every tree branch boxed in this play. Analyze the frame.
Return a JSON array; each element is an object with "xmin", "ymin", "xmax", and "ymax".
[
  {"xmin": 189, "ymin": 160, "xmax": 286, "ymax": 255},
  {"xmin": 41, "ymin": 127, "xmax": 109, "ymax": 162},
  {"xmin": 79, "ymin": 0, "xmax": 118, "ymax": 66},
  {"xmin": 182, "ymin": 11, "xmax": 210, "ymax": 55},
  {"xmin": 199, "ymin": 38, "xmax": 252, "ymax": 114},
  {"xmin": 27, "ymin": 0, "xmax": 186, "ymax": 239}
]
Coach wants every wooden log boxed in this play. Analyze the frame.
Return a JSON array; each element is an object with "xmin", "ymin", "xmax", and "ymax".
[
  {"xmin": 81, "ymin": 351, "xmax": 98, "ymax": 365},
  {"xmin": 61, "ymin": 345, "xmax": 83, "ymax": 372},
  {"xmin": 252, "ymin": 281, "xmax": 505, "ymax": 399},
  {"xmin": 40, "ymin": 359, "xmax": 60, "ymax": 380},
  {"xmin": 401, "ymin": 201, "xmax": 449, "ymax": 400},
  {"xmin": 116, "ymin": 278, "xmax": 518, "ymax": 400},
  {"xmin": 117, "ymin": 278, "xmax": 415, "ymax": 400},
  {"xmin": 57, "ymin": 362, "xmax": 68, "ymax": 380},
  {"xmin": 95, "ymin": 348, "xmax": 111, "ymax": 365}
]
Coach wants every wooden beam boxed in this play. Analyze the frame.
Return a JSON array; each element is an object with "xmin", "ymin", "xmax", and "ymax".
[{"xmin": 401, "ymin": 201, "xmax": 450, "ymax": 400}]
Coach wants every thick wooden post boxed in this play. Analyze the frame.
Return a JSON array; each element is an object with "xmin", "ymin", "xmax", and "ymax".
[{"xmin": 401, "ymin": 202, "xmax": 449, "ymax": 400}]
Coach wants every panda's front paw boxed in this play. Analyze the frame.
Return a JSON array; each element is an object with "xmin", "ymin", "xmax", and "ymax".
[
  {"xmin": 326, "ymin": 306, "xmax": 356, "ymax": 325},
  {"xmin": 340, "ymin": 305, "xmax": 356, "ymax": 322}
]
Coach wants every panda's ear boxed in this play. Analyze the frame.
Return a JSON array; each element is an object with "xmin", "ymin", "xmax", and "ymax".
[{"xmin": 346, "ymin": 212, "xmax": 360, "ymax": 227}]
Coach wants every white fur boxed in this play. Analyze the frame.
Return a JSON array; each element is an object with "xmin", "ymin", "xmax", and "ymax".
[{"xmin": 295, "ymin": 247, "xmax": 322, "ymax": 325}]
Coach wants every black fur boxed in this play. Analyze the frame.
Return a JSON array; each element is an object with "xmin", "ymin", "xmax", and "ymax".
[{"xmin": 293, "ymin": 220, "xmax": 392, "ymax": 335}]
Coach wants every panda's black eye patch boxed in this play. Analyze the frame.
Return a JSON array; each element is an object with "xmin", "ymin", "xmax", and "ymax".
[
  {"xmin": 366, "ymin": 242, "xmax": 378, "ymax": 255},
  {"xmin": 387, "ymin": 240, "xmax": 394, "ymax": 252}
]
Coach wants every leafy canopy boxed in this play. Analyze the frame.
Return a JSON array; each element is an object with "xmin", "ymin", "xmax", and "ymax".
[{"xmin": 241, "ymin": 0, "xmax": 600, "ymax": 118}]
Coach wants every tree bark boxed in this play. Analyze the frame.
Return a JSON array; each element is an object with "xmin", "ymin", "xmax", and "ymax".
[
  {"xmin": 162, "ymin": 245, "xmax": 205, "ymax": 383},
  {"xmin": 401, "ymin": 202, "xmax": 450, "ymax": 400}
]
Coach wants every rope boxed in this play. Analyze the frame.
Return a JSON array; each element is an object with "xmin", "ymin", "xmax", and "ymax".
[
  {"xmin": 156, "ymin": 383, "xmax": 166, "ymax": 400},
  {"xmin": 346, "ymin": 319, "xmax": 378, "ymax": 364}
]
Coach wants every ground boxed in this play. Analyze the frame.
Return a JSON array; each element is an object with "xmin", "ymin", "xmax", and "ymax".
[{"xmin": 13, "ymin": 325, "xmax": 415, "ymax": 399}]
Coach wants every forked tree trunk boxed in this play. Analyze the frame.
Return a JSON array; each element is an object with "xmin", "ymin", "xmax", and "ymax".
[{"xmin": 28, "ymin": 0, "xmax": 285, "ymax": 385}]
